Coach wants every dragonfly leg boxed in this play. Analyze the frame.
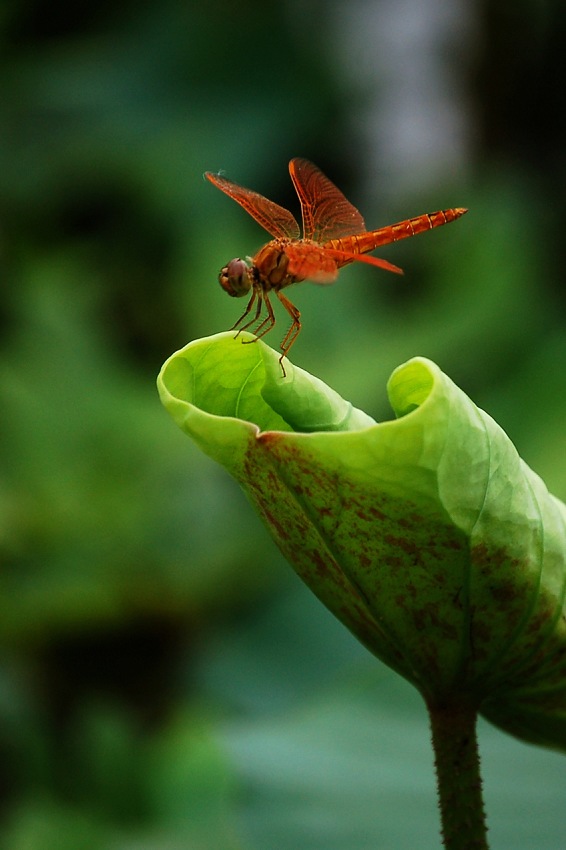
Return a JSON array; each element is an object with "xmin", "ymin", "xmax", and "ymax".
[
  {"xmin": 276, "ymin": 291, "xmax": 301, "ymax": 375},
  {"xmin": 231, "ymin": 288, "xmax": 261, "ymax": 335},
  {"xmin": 246, "ymin": 290, "xmax": 276, "ymax": 341},
  {"xmin": 232, "ymin": 284, "xmax": 277, "ymax": 346}
]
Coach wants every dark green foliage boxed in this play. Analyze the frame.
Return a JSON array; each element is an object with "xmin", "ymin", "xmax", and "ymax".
[{"xmin": 1, "ymin": 0, "xmax": 566, "ymax": 846}]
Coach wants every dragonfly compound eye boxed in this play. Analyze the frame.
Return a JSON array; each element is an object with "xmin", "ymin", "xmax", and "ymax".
[{"xmin": 219, "ymin": 258, "xmax": 252, "ymax": 297}]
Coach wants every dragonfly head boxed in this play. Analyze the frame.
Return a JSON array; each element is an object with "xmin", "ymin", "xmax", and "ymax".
[{"xmin": 219, "ymin": 258, "xmax": 253, "ymax": 297}]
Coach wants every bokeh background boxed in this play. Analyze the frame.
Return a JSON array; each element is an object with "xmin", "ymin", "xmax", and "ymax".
[{"xmin": 2, "ymin": 0, "xmax": 566, "ymax": 847}]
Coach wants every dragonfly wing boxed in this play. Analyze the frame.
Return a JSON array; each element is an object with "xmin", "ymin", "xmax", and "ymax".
[
  {"xmin": 206, "ymin": 171, "xmax": 300, "ymax": 240},
  {"xmin": 284, "ymin": 243, "xmax": 339, "ymax": 284},
  {"xmin": 324, "ymin": 248, "xmax": 404, "ymax": 275},
  {"xmin": 289, "ymin": 158, "xmax": 366, "ymax": 242}
]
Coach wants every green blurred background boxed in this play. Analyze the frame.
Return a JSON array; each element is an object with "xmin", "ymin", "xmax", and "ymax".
[{"xmin": 1, "ymin": 0, "xmax": 566, "ymax": 847}]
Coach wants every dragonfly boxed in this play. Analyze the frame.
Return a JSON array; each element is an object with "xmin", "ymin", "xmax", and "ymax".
[{"xmin": 205, "ymin": 158, "xmax": 467, "ymax": 376}]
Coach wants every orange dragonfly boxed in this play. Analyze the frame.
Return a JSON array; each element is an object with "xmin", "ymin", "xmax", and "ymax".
[{"xmin": 206, "ymin": 158, "xmax": 467, "ymax": 376}]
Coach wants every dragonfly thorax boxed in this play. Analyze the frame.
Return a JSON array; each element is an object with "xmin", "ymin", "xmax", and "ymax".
[{"xmin": 253, "ymin": 241, "xmax": 293, "ymax": 288}]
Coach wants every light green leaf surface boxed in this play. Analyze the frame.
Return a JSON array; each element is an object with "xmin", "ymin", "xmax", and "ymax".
[{"xmin": 158, "ymin": 332, "xmax": 566, "ymax": 750}]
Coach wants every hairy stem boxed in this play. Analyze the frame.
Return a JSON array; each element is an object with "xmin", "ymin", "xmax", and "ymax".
[{"xmin": 427, "ymin": 699, "xmax": 489, "ymax": 850}]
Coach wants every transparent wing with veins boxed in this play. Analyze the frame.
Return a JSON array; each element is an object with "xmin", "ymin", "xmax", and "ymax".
[
  {"xmin": 288, "ymin": 157, "xmax": 367, "ymax": 242},
  {"xmin": 205, "ymin": 171, "xmax": 300, "ymax": 240},
  {"xmin": 206, "ymin": 162, "xmax": 404, "ymax": 281}
]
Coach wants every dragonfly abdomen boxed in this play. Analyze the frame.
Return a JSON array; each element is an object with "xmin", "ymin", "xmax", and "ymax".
[{"xmin": 329, "ymin": 207, "xmax": 467, "ymax": 256}]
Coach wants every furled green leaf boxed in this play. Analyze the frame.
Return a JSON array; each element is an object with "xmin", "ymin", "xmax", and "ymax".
[{"xmin": 158, "ymin": 331, "xmax": 566, "ymax": 751}]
